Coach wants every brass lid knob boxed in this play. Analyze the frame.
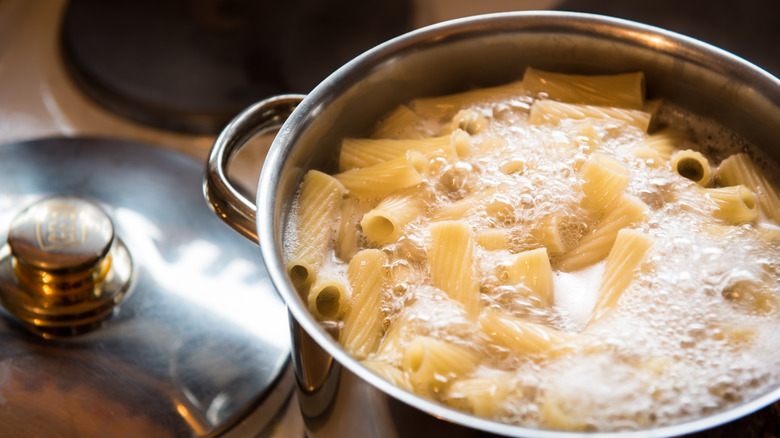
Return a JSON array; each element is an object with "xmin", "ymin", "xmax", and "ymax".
[
  {"xmin": 0, "ymin": 196, "xmax": 132, "ymax": 337},
  {"xmin": 8, "ymin": 197, "xmax": 114, "ymax": 272}
]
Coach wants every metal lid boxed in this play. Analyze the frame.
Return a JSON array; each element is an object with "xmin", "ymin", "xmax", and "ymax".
[{"xmin": 0, "ymin": 137, "xmax": 292, "ymax": 437}]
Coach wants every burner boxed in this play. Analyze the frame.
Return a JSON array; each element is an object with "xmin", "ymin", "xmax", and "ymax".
[
  {"xmin": 555, "ymin": 0, "xmax": 780, "ymax": 78},
  {"xmin": 60, "ymin": 0, "xmax": 414, "ymax": 134}
]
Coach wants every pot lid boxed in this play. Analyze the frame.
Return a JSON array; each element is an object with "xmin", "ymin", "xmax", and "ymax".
[{"xmin": 0, "ymin": 137, "xmax": 292, "ymax": 437}]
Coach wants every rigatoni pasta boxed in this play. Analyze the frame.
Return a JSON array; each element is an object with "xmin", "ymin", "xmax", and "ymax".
[
  {"xmin": 444, "ymin": 373, "xmax": 515, "ymax": 417},
  {"xmin": 427, "ymin": 220, "xmax": 480, "ymax": 317},
  {"xmin": 361, "ymin": 195, "xmax": 426, "ymax": 245},
  {"xmin": 589, "ymin": 229, "xmax": 654, "ymax": 324},
  {"xmin": 501, "ymin": 247, "xmax": 554, "ymax": 306},
  {"xmin": 340, "ymin": 249, "xmax": 388, "ymax": 359},
  {"xmin": 283, "ymin": 70, "xmax": 780, "ymax": 432},
  {"xmin": 702, "ymin": 185, "xmax": 759, "ymax": 224},
  {"xmin": 630, "ymin": 127, "xmax": 686, "ymax": 166},
  {"xmin": 715, "ymin": 152, "xmax": 780, "ymax": 223},
  {"xmin": 556, "ymin": 195, "xmax": 649, "ymax": 272},
  {"xmin": 308, "ymin": 277, "xmax": 348, "ymax": 320},
  {"xmin": 361, "ymin": 359, "xmax": 413, "ymax": 391},
  {"xmin": 670, "ymin": 149, "xmax": 712, "ymax": 186},
  {"xmin": 531, "ymin": 213, "xmax": 579, "ymax": 255},
  {"xmin": 476, "ymin": 228, "xmax": 509, "ymax": 251},
  {"xmin": 528, "ymin": 100, "xmax": 653, "ymax": 132},
  {"xmin": 580, "ymin": 153, "xmax": 631, "ymax": 211},
  {"xmin": 339, "ymin": 134, "xmax": 455, "ymax": 171},
  {"xmin": 479, "ymin": 309, "xmax": 575, "ymax": 356},
  {"xmin": 410, "ymin": 80, "xmax": 525, "ymax": 120},
  {"xmin": 334, "ymin": 150, "xmax": 427, "ymax": 197},
  {"xmin": 370, "ymin": 104, "xmax": 425, "ymax": 140},
  {"xmin": 286, "ymin": 170, "xmax": 345, "ymax": 292},
  {"xmin": 335, "ymin": 197, "xmax": 361, "ymax": 261},
  {"xmin": 521, "ymin": 67, "xmax": 645, "ymax": 109},
  {"xmin": 402, "ymin": 336, "xmax": 481, "ymax": 394}
]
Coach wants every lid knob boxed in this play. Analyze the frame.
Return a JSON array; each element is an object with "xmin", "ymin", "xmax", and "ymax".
[{"xmin": 0, "ymin": 197, "xmax": 133, "ymax": 337}]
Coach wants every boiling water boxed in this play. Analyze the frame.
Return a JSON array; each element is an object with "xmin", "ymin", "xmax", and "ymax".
[{"xmin": 285, "ymin": 93, "xmax": 780, "ymax": 431}]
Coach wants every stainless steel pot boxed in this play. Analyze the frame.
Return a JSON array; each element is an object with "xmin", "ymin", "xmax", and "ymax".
[{"xmin": 204, "ymin": 11, "xmax": 780, "ymax": 437}]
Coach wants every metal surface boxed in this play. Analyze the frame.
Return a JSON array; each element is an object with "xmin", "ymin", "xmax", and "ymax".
[
  {"xmin": 0, "ymin": 137, "xmax": 292, "ymax": 437},
  {"xmin": 553, "ymin": 0, "xmax": 780, "ymax": 78},
  {"xmin": 206, "ymin": 11, "xmax": 780, "ymax": 438},
  {"xmin": 0, "ymin": 196, "xmax": 133, "ymax": 337},
  {"xmin": 205, "ymin": 94, "xmax": 304, "ymax": 244},
  {"xmin": 59, "ymin": 0, "xmax": 413, "ymax": 134},
  {"xmin": 8, "ymin": 197, "xmax": 114, "ymax": 271}
]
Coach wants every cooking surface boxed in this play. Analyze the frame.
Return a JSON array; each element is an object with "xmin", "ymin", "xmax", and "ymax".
[
  {"xmin": 0, "ymin": 1, "xmax": 778, "ymax": 437},
  {"xmin": 59, "ymin": 0, "xmax": 414, "ymax": 134}
]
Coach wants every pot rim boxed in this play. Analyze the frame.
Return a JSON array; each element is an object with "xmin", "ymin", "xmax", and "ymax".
[{"xmin": 257, "ymin": 11, "xmax": 780, "ymax": 437}]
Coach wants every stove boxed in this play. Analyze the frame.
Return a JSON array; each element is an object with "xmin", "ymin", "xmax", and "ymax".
[{"xmin": 0, "ymin": 1, "xmax": 777, "ymax": 437}]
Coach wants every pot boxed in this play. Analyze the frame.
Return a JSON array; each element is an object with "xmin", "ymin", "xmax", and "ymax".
[{"xmin": 204, "ymin": 11, "xmax": 780, "ymax": 438}]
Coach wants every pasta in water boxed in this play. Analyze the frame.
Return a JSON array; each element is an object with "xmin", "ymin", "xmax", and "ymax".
[{"xmin": 283, "ymin": 68, "xmax": 780, "ymax": 431}]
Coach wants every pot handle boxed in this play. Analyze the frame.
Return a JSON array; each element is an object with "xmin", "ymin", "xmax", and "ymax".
[{"xmin": 204, "ymin": 94, "xmax": 306, "ymax": 244}]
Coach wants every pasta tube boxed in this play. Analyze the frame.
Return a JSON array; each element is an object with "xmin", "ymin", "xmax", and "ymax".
[
  {"xmin": 427, "ymin": 220, "xmax": 480, "ymax": 316},
  {"xmin": 715, "ymin": 152, "xmax": 780, "ymax": 223},
  {"xmin": 286, "ymin": 170, "xmax": 346, "ymax": 292},
  {"xmin": 341, "ymin": 249, "xmax": 389, "ymax": 359},
  {"xmin": 335, "ymin": 150, "xmax": 427, "ymax": 197},
  {"xmin": 590, "ymin": 229, "xmax": 654, "ymax": 324},
  {"xmin": 450, "ymin": 128, "xmax": 473, "ymax": 159},
  {"xmin": 522, "ymin": 67, "xmax": 645, "ymax": 109},
  {"xmin": 339, "ymin": 134, "xmax": 452, "ymax": 171},
  {"xmin": 630, "ymin": 127, "xmax": 686, "ymax": 167},
  {"xmin": 670, "ymin": 149, "xmax": 712, "ymax": 186},
  {"xmin": 703, "ymin": 185, "xmax": 759, "ymax": 224},
  {"xmin": 758, "ymin": 223, "xmax": 780, "ymax": 243},
  {"xmin": 479, "ymin": 309, "xmax": 575, "ymax": 357},
  {"xmin": 308, "ymin": 277, "xmax": 348, "ymax": 321},
  {"xmin": 574, "ymin": 122, "xmax": 602, "ymax": 155},
  {"xmin": 335, "ymin": 197, "xmax": 361, "ymax": 261},
  {"xmin": 445, "ymin": 374, "xmax": 514, "ymax": 417},
  {"xmin": 532, "ymin": 214, "xmax": 579, "ymax": 255},
  {"xmin": 558, "ymin": 195, "xmax": 649, "ymax": 272},
  {"xmin": 445, "ymin": 109, "xmax": 489, "ymax": 135},
  {"xmin": 402, "ymin": 336, "xmax": 480, "ymax": 393},
  {"xmin": 371, "ymin": 104, "xmax": 426, "ymax": 140},
  {"xmin": 411, "ymin": 80, "xmax": 525, "ymax": 120},
  {"xmin": 502, "ymin": 247, "xmax": 554, "ymax": 306},
  {"xmin": 431, "ymin": 188, "xmax": 496, "ymax": 221},
  {"xmin": 580, "ymin": 153, "xmax": 631, "ymax": 212},
  {"xmin": 361, "ymin": 360, "xmax": 413, "ymax": 391},
  {"xmin": 528, "ymin": 100, "xmax": 652, "ymax": 132},
  {"xmin": 375, "ymin": 312, "xmax": 415, "ymax": 363},
  {"xmin": 476, "ymin": 229, "xmax": 509, "ymax": 251},
  {"xmin": 361, "ymin": 195, "xmax": 426, "ymax": 245},
  {"xmin": 631, "ymin": 146, "xmax": 666, "ymax": 168}
]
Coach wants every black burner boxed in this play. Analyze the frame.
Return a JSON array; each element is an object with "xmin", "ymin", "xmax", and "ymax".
[
  {"xmin": 60, "ymin": 0, "xmax": 414, "ymax": 134},
  {"xmin": 555, "ymin": 0, "xmax": 780, "ymax": 79}
]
